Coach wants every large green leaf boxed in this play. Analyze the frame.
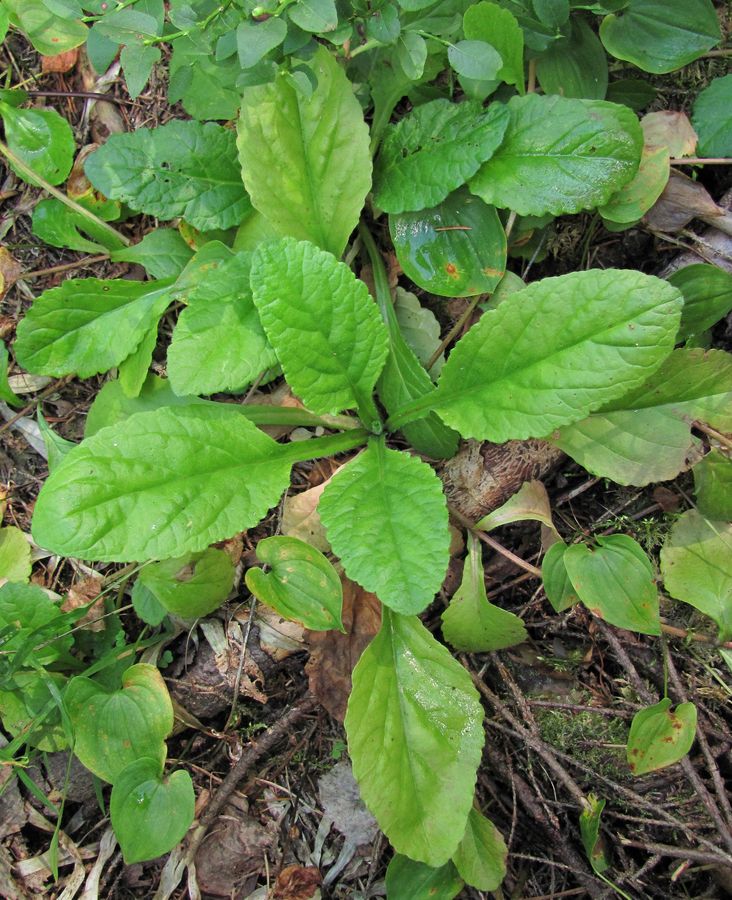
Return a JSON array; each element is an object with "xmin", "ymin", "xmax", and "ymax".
[
  {"xmin": 442, "ymin": 534, "xmax": 527, "ymax": 652},
  {"xmin": 345, "ymin": 609, "xmax": 484, "ymax": 866},
  {"xmin": 85, "ymin": 375, "xmax": 205, "ymax": 437},
  {"xmin": 469, "ymin": 94, "xmax": 642, "ymax": 216},
  {"xmin": 390, "ymin": 187, "xmax": 507, "ymax": 297},
  {"xmin": 373, "ymin": 99, "xmax": 509, "ymax": 213},
  {"xmin": 395, "ymin": 269, "xmax": 681, "ymax": 443},
  {"xmin": 168, "ymin": 252, "xmax": 277, "ymax": 396},
  {"xmin": 14, "ymin": 278, "xmax": 174, "ymax": 378},
  {"xmin": 139, "ymin": 548, "xmax": 235, "ymax": 619},
  {"xmin": 250, "ymin": 239, "xmax": 388, "ymax": 425},
  {"xmin": 0, "ymin": 102, "xmax": 75, "ymax": 187},
  {"xmin": 385, "ymin": 855, "xmax": 463, "ymax": 899},
  {"xmin": 536, "ymin": 17, "xmax": 608, "ymax": 100},
  {"xmin": 552, "ymin": 349, "xmax": 732, "ymax": 486},
  {"xmin": 3, "ymin": 0, "xmax": 87, "ymax": 54},
  {"xmin": 692, "ymin": 75, "xmax": 732, "ymax": 158},
  {"xmin": 463, "ymin": 2, "xmax": 525, "ymax": 92},
  {"xmin": 237, "ymin": 45, "xmax": 372, "ymax": 257},
  {"xmin": 563, "ymin": 535, "xmax": 660, "ymax": 635},
  {"xmin": 660, "ymin": 510, "xmax": 732, "ymax": 641},
  {"xmin": 32, "ymin": 405, "xmax": 295, "ymax": 562},
  {"xmin": 319, "ymin": 440, "xmax": 450, "ymax": 615},
  {"xmin": 84, "ymin": 120, "xmax": 251, "ymax": 231},
  {"xmin": 600, "ymin": 0, "xmax": 720, "ymax": 74},
  {"xmin": 626, "ymin": 699, "xmax": 697, "ymax": 776},
  {"xmin": 693, "ymin": 451, "xmax": 732, "ymax": 522},
  {"xmin": 452, "ymin": 808, "xmax": 507, "ymax": 891},
  {"xmin": 668, "ymin": 265, "xmax": 732, "ymax": 342},
  {"xmin": 64, "ymin": 664, "xmax": 172, "ymax": 784}
]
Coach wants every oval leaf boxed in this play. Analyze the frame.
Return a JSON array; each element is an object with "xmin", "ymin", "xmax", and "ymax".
[
  {"xmin": 669, "ymin": 264, "xmax": 732, "ymax": 342},
  {"xmin": 0, "ymin": 102, "xmax": 75, "ymax": 186},
  {"xmin": 692, "ymin": 74, "xmax": 732, "ymax": 157},
  {"xmin": 626, "ymin": 698, "xmax": 697, "ymax": 775},
  {"xmin": 139, "ymin": 548, "xmax": 235, "ymax": 619},
  {"xmin": 447, "ymin": 40, "xmax": 503, "ymax": 81},
  {"xmin": 541, "ymin": 542, "xmax": 580, "ymax": 613}
]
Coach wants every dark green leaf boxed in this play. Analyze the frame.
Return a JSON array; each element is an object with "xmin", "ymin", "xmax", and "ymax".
[
  {"xmin": 0, "ymin": 582, "xmax": 72, "ymax": 666},
  {"xmin": 385, "ymin": 855, "xmax": 463, "ymax": 899},
  {"xmin": 120, "ymin": 43, "xmax": 161, "ymax": 100},
  {"xmin": 110, "ymin": 229, "xmax": 195, "ymax": 280},
  {"xmin": 397, "ymin": 31, "xmax": 427, "ymax": 80},
  {"xmin": 93, "ymin": 9, "xmax": 159, "ymax": 40},
  {"xmin": 536, "ymin": 18, "xmax": 608, "ymax": 99},
  {"xmin": 693, "ymin": 451, "xmax": 732, "ymax": 521},
  {"xmin": 140, "ymin": 549, "xmax": 235, "ymax": 619},
  {"xmin": 463, "ymin": 2, "xmax": 525, "ymax": 92},
  {"xmin": 366, "ymin": 3, "xmax": 401, "ymax": 45},
  {"xmin": 542, "ymin": 542, "xmax": 581, "ymax": 612},
  {"xmin": 692, "ymin": 75, "xmax": 732, "ymax": 157},
  {"xmin": 288, "ymin": 0, "xmax": 338, "ymax": 33},
  {"xmin": 236, "ymin": 17, "xmax": 287, "ymax": 68},
  {"xmin": 605, "ymin": 78, "xmax": 656, "ymax": 111},
  {"xmin": 533, "ymin": 0, "xmax": 570, "ymax": 27},
  {"xmin": 0, "ymin": 342, "xmax": 21, "ymax": 406}
]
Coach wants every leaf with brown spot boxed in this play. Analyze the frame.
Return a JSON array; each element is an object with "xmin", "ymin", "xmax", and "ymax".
[{"xmin": 626, "ymin": 698, "xmax": 697, "ymax": 775}]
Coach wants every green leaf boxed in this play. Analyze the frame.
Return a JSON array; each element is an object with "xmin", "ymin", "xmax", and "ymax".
[
  {"xmin": 390, "ymin": 187, "xmax": 507, "ymax": 298},
  {"xmin": 139, "ymin": 548, "xmax": 234, "ymax": 619},
  {"xmin": 64, "ymin": 664, "xmax": 172, "ymax": 783},
  {"xmin": 397, "ymin": 32, "xmax": 428, "ymax": 81},
  {"xmin": 169, "ymin": 32, "xmax": 242, "ymax": 121},
  {"xmin": 120, "ymin": 43, "xmax": 161, "ymax": 100},
  {"xmin": 452, "ymin": 808, "xmax": 507, "ymax": 891},
  {"xmin": 250, "ymin": 238, "xmax": 388, "ymax": 422},
  {"xmin": 0, "ymin": 102, "xmax": 75, "ymax": 187},
  {"xmin": 463, "ymin": 2, "xmax": 525, "ymax": 92},
  {"xmin": 469, "ymin": 94, "xmax": 642, "ymax": 216},
  {"xmin": 563, "ymin": 535, "xmax": 660, "ymax": 635},
  {"xmin": 536, "ymin": 18, "xmax": 608, "ymax": 99},
  {"xmin": 110, "ymin": 229, "xmax": 194, "ymax": 280},
  {"xmin": 0, "ymin": 670, "xmax": 68, "ymax": 752},
  {"xmin": 600, "ymin": 0, "xmax": 720, "ymax": 74},
  {"xmin": 668, "ymin": 265, "xmax": 732, "ymax": 342},
  {"xmin": 476, "ymin": 480, "xmax": 558, "ymax": 536},
  {"xmin": 366, "ymin": 4, "xmax": 401, "ymax": 45},
  {"xmin": 579, "ymin": 794, "xmax": 610, "ymax": 875},
  {"xmin": 93, "ymin": 9, "xmax": 159, "ymax": 40},
  {"xmin": 447, "ymin": 40, "xmax": 503, "ymax": 81},
  {"xmin": 110, "ymin": 758, "xmax": 194, "ymax": 864},
  {"xmin": 32, "ymin": 405, "xmax": 295, "ymax": 562},
  {"xmin": 598, "ymin": 145, "xmax": 669, "ymax": 225},
  {"xmin": 0, "ymin": 8, "xmax": 9, "ymax": 43},
  {"xmin": 85, "ymin": 375, "xmax": 205, "ymax": 437},
  {"xmin": 0, "ymin": 342, "xmax": 21, "ymax": 406},
  {"xmin": 385, "ymin": 855, "xmax": 463, "ymax": 899},
  {"xmin": 533, "ymin": 0, "xmax": 569, "ymax": 26},
  {"xmin": 606, "ymin": 77, "xmax": 657, "ymax": 111},
  {"xmin": 442, "ymin": 534, "xmax": 527, "ymax": 652},
  {"xmin": 14, "ymin": 278, "xmax": 175, "ymax": 378},
  {"xmin": 542, "ymin": 542, "xmax": 580, "ymax": 612},
  {"xmin": 393, "ymin": 288, "xmax": 444, "ymax": 378},
  {"xmin": 660, "ymin": 510, "xmax": 732, "ymax": 641},
  {"xmin": 31, "ymin": 198, "xmax": 126, "ymax": 254},
  {"xmin": 374, "ymin": 99, "xmax": 509, "ymax": 213},
  {"xmin": 552, "ymin": 349, "xmax": 732, "ymax": 486},
  {"xmin": 118, "ymin": 322, "xmax": 158, "ymax": 398},
  {"xmin": 3, "ymin": 0, "xmax": 87, "ymax": 54},
  {"xmin": 168, "ymin": 252, "xmax": 277, "ymax": 396},
  {"xmin": 414, "ymin": 269, "xmax": 682, "ymax": 443},
  {"xmin": 288, "ymin": 0, "xmax": 338, "ymax": 33},
  {"xmin": 345, "ymin": 609, "xmax": 484, "ymax": 866},
  {"xmin": 692, "ymin": 75, "xmax": 732, "ymax": 157},
  {"xmin": 236, "ymin": 17, "xmax": 287, "ymax": 68},
  {"xmin": 85, "ymin": 120, "xmax": 251, "ymax": 231},
  {"xmin": 0, "ymin": 582, "xmax": 72, "ymax": 666},
  {"xmin": 0, "ymin": 526, "xmax": 32, "ymax": 584},
  {"xmin": 237, "ymin": 45, "xmax": 372, "ymax": 258},
  {"xmin": 37, "ymin": 412, "xmax": 75, "ymax": 472},
  {"xmin": 694, "ymin": 451, "xmax": 732, "ymax": 521},
  {"xmin": 626, "ymin": 698, "xmax": 697, "ymax": 775},
  {"xmin": 131, "ymin": 580, "xmax": 168, "ymax": 627},
  {"xmin": 245, "ymin": 536, "xmax": 344, "ymax": 631}
]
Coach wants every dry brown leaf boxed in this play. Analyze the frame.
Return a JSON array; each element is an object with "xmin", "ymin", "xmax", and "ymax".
[
  {"xmin": 306, "ymin": 577, "xmax": 381, "ymax": 721},
  {"xmin": 195, "ymin": 804, "xmax": 273, "ymax": 898},
  {"xmin": 641, "ymin": 111, "xmax": 698, "ymax": 158},
  {"xmin": 272, "ymin": 865, "xmax": 322, "ymax": 900},
  {"xmin": 0, "ymin": 248, "xmax": 22, "ymax": 301},
  {"xmin": 90, "ymin": 102, "xmax": 125, "ymax": 144},
  {"xmin": 66, "ymin": 144, "xmax": 101, "ymax": 200},
  {"xmin": 281, "ymin": 481, "xmax": 330, "ymax": 552},
  {"xmin": 251, "ymin": 605, "xmax": 306, "ymax": 661},
  {"xmin": 644, "ymin": 170, "xmax": 723, "ymax": 233},
  {"xmin": 61, "ymin": 576, "xmax": 105, "ymax": 631},
  {"xmin": 41, "ymin": 49, "xmax": 78, "ymax": 74}
]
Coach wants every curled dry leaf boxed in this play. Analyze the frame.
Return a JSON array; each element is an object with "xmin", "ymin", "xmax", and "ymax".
[
  {"xmin": 272, "ymin": 865, "xmax": 322, "ymax": 900},
  {"xmin": 641, "ymin": 111, "xmax": 698, "ymax": 158},
  {"xmin": 61, "ymin": 576, "xmax": 105, "ymax": 631},
  {"xmin": 306, "ymin": 576, "xmax": 381, "ymax": 721},
  {"xmin": 41, "ymin": 49, "xmax": 79, "ymax": 74},
  {"xmin": 644, "ymin": 170, "xmax": 723, "ymax": 233}
]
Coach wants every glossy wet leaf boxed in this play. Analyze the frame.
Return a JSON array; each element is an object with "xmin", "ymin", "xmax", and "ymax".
[
  {"xmin": 346, "ymin": 609, "xmax": 484, "ymax": 865},
  {"xmin": 452, "ymin": 808, "xmax": 507, "ymax": 891},
  {"xmin": 64, "ymin": 664, "xmax": 172, "ymax": 783},
  {"xmin": 0, "ymin": 101, "xmax": 75, "ymax": 186},
  {"xmin": 536, "ymin": 18, "xmax": 608, "ymax": 100},
  {"xmin": 110, "ymin": 758, "xmax": 194, "ymax": 864},
  {"xmin": 374, "ymin": 99, "xmax": 509, "ymax": 213},
  {"xmin": 139, "ymin": 549, "xmax": 235, "ymax": 619},
  {"xmin": 541, "ymin": 542, "xmax": 580, "ymax": 613},
  {"xmin": 463, "ymin": 2, "xmax": 524, "ymax": 92},
  {"xmin": 579, "ymin": 794, "xmax": 609, "ymax": 874},
  {"xmin": 245, "ymin": 536, "xmax": 343, "ymax": 631},
  {"xmin": 0, "ymin": 526, "xmax": 31, "ymax": 584},
  {"xmin": 598, "ymin": 145, "xmax": 669, "ymax": 225},
  {"xmin": 32, "ymin": 405, "xmax": 294, "ymax": 562},
  {"xmin": 442, "ymin": 534, "xmax": 527, "ymax": 652},
  {"xmin": 85, "ymin": 120, "xmax": 250, "ymax": 231},
  {"xmin": 692, "ymin": 74, "xmax": 732, "ymax": 157},
  {"xmin": 660, "ymin": 510, "xmax": 732, "ymax": 641},
  {"xmin": 668, "ymin": 265, "xmax": 732, "ymax": 342},
  {"xmin": 564, "ymin": 535, "xmax": 660, "ymax": 635},
  {"xmin": 320, "ymin": 440, "xmax": 450, "ymax": 615},
  {"xmin": 385, "ymin": 855, "xmax": 463, "ymax": 899},
  {"xmin": 390, "ymin": 187, "xmax": 506, "ymax": 297},
  {"xmin": 693, "ymin": 451, "xmax": 732, "ymax": 522},
  {"xmin": 238, "ymin": 45, "xmax": 371, "ymax": 257},
  {"xmin": 626, "ymin": 698, "xmax": 697, "ymax": 775},
  {"xmin": 469, "ymin": 94, "xmax": 642, "ymax": 216}
]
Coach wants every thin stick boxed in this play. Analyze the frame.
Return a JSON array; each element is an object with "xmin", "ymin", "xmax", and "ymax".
[
  {"xmin": 449, "ymin": 504, "xmax": 542, "ymax": 577},
  {"xmin": 694, "ymin": 420, "xmax": 732, "ymax": 450},
  {"xmin": 20, "ymin": 254, "xmax": 109, "ymax": 280},
  {"xmin": 425, "ymin": 293, "xmax": 483, "ymax": 372},
  {"xmin": 0, "ymin": 376, "xmax": 72, "ymax": 435},
  {"xmin": 26, "ymin": 89, "xmax": 129, "ymax": 106},
  {"xmin": 670, "ymin": 157, "xmax": 732, "ymax": 165}
]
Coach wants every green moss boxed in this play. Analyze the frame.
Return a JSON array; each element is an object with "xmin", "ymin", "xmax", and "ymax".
[{"xmin": 536, "ymin": 706, "xmax": 629, "ymax": 781}]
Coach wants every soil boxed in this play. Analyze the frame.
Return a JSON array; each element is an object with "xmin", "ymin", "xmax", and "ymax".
[{"xmin": 1, "ymin": 13, "xmax": 732, "ymax": 900}]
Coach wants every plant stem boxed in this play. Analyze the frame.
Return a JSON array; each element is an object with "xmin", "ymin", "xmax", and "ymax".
[
  {"xmin": 239, "ymin": 405, "xmax": 362, "ymax": 431},
  {"xmin": 0, "ymin": 139, "xmax": 131, "ymax": 248},
  {"xmin": 347, "ymin": 38, "xmax": 381, "ymax": 60},
  {"xmin": 276, "ymin": 428, "xmax": 369, "ymax": 467},
  {"xmin": 385, "ymin": 391, "xmax": 438, "ymax": 431},
  {"xmin": 21, "ymin": 254, "xmax": 110, "ymax": 280}
]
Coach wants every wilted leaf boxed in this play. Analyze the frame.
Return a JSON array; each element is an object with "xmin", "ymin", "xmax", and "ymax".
[
  {"xmin": 641, "ymin": 111, "xmax": 697, "ymax": 157},
  {"xmin": 282, "ymin": 482, "xmax": 330, "ymax": 552},
  {"xmin": 475, "ymin": 480, "xmax": 558, "ymax": 536},
  {"xmin": 61, "ymin": 576, "xmax": 105, "ymax": 631},
  {"xmin": 579, "ymin": 794, "xmax": 610, "ymax": 875},
  {"xmin": 644, "ymin": 170, "xmax": 723, "ymax": 232},
  {"xmin": 0, "ymin": 248, "xmax": 22, "ymax": 300},
  {"xmin": 41, "ymin": 49, "xmax": 79, "ymax": 74}
]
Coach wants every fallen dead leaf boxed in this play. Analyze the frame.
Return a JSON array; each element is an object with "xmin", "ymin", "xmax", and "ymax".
[
  {"xmin": 251, "ymin": 604, "xmax": 306, "ymax": 661},
  {"xmin": 318, "ymin": 761, "xmax": 378, "ymax": 845},
  {"xmin": 0, "ymin": 247, "xmax": 22, "ymax": 301},
  {"xmin": 644, "ymin": 170, "xmax": 724, "ymax": 233},
  {"xmin": 61, "ymin": 576, "xmax": 105, "ymax": 631},
  {"xmin": 641, "ymin": 111, "xmax": 698, "ymax": 158},
  {"xmin": 41, "ymin": 49, "xmax": 78, "ymax": 74},
  {"xmin": 306, "ymin": 577, "xmax": 381, "ymax": 721},
  {"xmin": 272, "ymin": 865, "xmax": 322, "ymax": 900},
  {"xmin": 281, "ymin": 481, "xmax": 330, "ymax": 552}
]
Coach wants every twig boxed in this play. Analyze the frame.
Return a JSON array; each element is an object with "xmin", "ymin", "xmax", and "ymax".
[
  {"xmin": 20, "ymin": 254, "xmax": 110, "ymax": 280},
  {"xmin": 26, "ymin": 89, "xmax": 129, "ymax": 106},
  {"xmin": 660, "ymin": 618, "xmax": 732, "ymax": 649},
  {"xmin": 694, "ymin": 420, "xmax": 732, "ymax": 450},
  {"xmin": 617, "ymin": 839, "xmax": 732, "ymax": 865},
  {"xmin": 449, "ymin": 504, "xmax": 542, "ymax": 577},
  {"xmin": 669, "ymin": 157, "xmax": 732, "ymax": 165},
  {"xmin": 0, "ymin": 376, "xmax": 72, "ymax": 435},
  {"xmin": 425, "ymin": 293, "xmax": 483, "ymax": 373}
]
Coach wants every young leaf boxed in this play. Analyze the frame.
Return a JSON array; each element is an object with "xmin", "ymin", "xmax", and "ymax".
[
  {"xmin": 410, "ymin": 269, "xmax": 682, "ymax": 443},
  {"xmin": 469, "ymin": 94, "xmax": 642, "ymax": 216},
  {"xmin": 237, "ymin": 45, "xmax": 372, "ymax": 258},
  {"xmin": 245, "ymin": 536, "xmax": 344, "ymax": 631},
  {"xmin": 345, "ymin": 609, "xmax": 484, "ymax": 866},
  {"xmin": 385, "ymin": 855, "xmax": 463, "ymax": 899},
  {"xmin": 563, "ymin": 535, "xmax": 660, "ymax": 635},
  {"xmin": 693, "ymin": 451, "xmax": 732, "ymax": 522},
  {"xmin": 37, "ymin": 413, "xmax": 75, "ymax": 472},
  {"xmin": 374, "ymin": 99, "xmax": 509, "ymax": 213},
  {"xmin": 64, "ymin": 664, "xmax": 172, "ymax": 783},
  {"xmin": 0, "ymin": 102, "xmax": 75, "ymax": 187},
  {"xmin": 542, "ymin": 542, "xmax": 580, "ymax": 613},
  {"xmin": 32, "ymin": 405, "xmax": 296, "ymax": 562},
  {"xmin": 250, "ymin": 239, "xmax": 388, "ymax": 423},
  {"xmin": 599, "ymin": 0, "xmax": 721, "ymax": 74},
  {"xmin": 447, "ymin": 40, "xmax": 502, "ymax": 81},
  {"xmin": 0, "ymin": 526, "xmax": 32, "ymax": 584},
  {"xmin": 552, "ymin": 349, "xmax": 732, "ymax": 486},
  {"xmin": 139, "ymin": 549, "xmax": 235, "ymax": 619},
  {"xmin": 319, "ymin": 440, "xmax": 450, "ymax": 616},
  {"xmin": 476, "ymin": 480, "xmax": 558, "ymax": 537},
  {"xmin": 110, "ymin": 759, "xmax": 194, "ymax": 864},
  {"xmin": 598, "ymin": 145, "xmax": 669, "ymax": 226},
  {"xmin": 390, "ymin": 187, "xmax": 506, "ymax": 298},
  {"xmin": 660, "ymin": 510, "xmax": 732, "ymax": 641},
  {"xmin": 119, "ymin": 322, "xmax": 158, "ymax": 398},
  {"xmin": 168, "ymin": 252, "xmax": 277, "ymax": 396},
  {"xmin": 84, "ymin": 120, "xmax": 251, "ymax": 231},
  {"xmin": 452, "ymin": 808, "xmax": 507, "ymax": 891},
  {"xmin": 442, "ymin": 534, "xmax": 527, "ymax": 652},
  {"xmin": 14, "ymin": 278, "xmax": 175, "ymax": 378},
  {"xmin": 668, "ymin": 265, "xmax": 732, "ymax": 342},
  {"xmin": 463, "ymin": 2, "xmax": 525, "ymax": 92},
  {"xmin": 579, "ymin": 794, "xmax": 610, "ymax": 875},
  {"xmin": 692, "ymin": 74, "xmax": 732, "ymax": 158},
  {"xmin": 626, "ymin": 699, "xmax": 697, "ymax": 775},
  {"xmin": 110, "ymin": 229, "xmax": 194, "ymax": 280},
  {"xmin": 31, "ymin": 198, "xmax": 126, "ymax": 254},
  {"xmin": 536, "ymin": 18, "xmax": 608, "ymax": 100}
]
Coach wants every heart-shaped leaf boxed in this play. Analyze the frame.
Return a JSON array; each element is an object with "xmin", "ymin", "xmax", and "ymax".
[{"xmin": 626, "ymin": 698, "xmax": 697, "ymax": 775}]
